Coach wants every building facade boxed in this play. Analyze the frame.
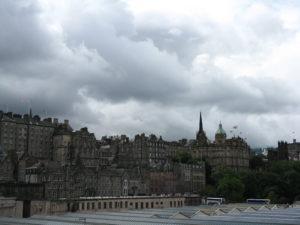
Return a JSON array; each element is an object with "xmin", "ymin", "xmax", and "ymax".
[
  {"xmin": 0, "ymin": 110, "xmax": 250, "ymax": 201},
  {"xmin": 191, "ymin": 113, "xmax": 250, "ymax": 171}
]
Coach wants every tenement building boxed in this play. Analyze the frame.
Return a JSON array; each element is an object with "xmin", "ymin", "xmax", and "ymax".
[
  {"xmin": 0, "ymin": 110, "xmax": 250, "ymax": 203},
  {"xmin": 0, "ymin": 110, "xmax": 55, "ymax": 159}
]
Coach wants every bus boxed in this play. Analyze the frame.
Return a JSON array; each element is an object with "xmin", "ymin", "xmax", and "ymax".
[
  {"xmin": 206, "ymin": 197, "xmax": 226, "ymax": 205},
  {"xmin": 246, "ymin": 199, "xmax": 270, "ymax": 204}
]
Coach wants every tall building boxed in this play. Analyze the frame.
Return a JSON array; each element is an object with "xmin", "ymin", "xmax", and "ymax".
[
  {"xmin": 191, "ymin": 113, "xmax": 250, "ymax": 171},
  {"xmin": 0, "ymin": 110, "xmax": 56, "ymax": 159}
]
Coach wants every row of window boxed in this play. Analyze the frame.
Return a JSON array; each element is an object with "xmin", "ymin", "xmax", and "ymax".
[{"xmin": 78, "ymin": 199, "xmax": 184, "ymax": 211}]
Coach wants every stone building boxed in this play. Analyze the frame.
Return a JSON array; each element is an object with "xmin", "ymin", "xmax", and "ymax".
[
  {"xmin": 0, "ymin": 147, "xmax": 17, "ymax": 182},
  {"xmin": 0, "ymin": 110, "xmax": 56, "ymax": 159},
  {"xmin": 267, "ymin": 141, "xmax": 289, "ymax": 163},
  {"xmin": 116, "ymin": 133, "xmax": 167, "ymax": 169},
  {"xmin": 148, "ymin": 134, "xmax": 166, "ymax": 169},
  {"xmin": 24, "ymin": 161, "xmax": 127, "ymax": 200},
  {"xmin": 277, "ymin": 141, "xmax": 288, "ymax": 160},
  {"xmin": 0, "ymin": 110, "xmax": 250, "ymax": 201},
  {"xmin": 287, "ymin": 139, "xmax": 300, "ymax": 160},
  {"xmin": 150, "ymin": 172, "xmax": 177, "ymax": 194},
  {"xmin": 191, "ymin": 114, "xmax": 250, "ymax": 171},
  {"xmin": 165, "ymin": 140, "xmax": 190, "ymax": 160}
]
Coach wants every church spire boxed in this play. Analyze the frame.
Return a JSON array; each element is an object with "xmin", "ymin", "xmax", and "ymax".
[
  {"xmin": 199, "ymin": 112, "xmax": 203, "ymax": 132},
  {"xmin": 29, "ymin": 108, "xmax": 32, "ymax": 118},
  {"xmin": 197, "ymin": 111, "xmax": 207, "ymax": 144}
]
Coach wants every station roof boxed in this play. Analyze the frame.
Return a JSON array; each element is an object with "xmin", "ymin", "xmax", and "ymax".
[{"xmin": 0, "ymin": 205, "xmax": 299, "ymax": 225}]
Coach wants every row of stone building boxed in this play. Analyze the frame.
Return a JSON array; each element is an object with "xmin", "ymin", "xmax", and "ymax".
[{"xmin": 0, "ymin": 110, "xmax": 250, "ymax": 200}]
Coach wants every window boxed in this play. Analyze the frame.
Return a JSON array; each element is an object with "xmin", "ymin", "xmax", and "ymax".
[
  {"xmin": 92, "ymin": 202, "xmax": 95, "ymax": 209},
  {"xmin": 104, "ymin": 202, "xmax": 107, "ymax": 209},
  {"xmin": 98, "ymin": 202, "xmax": 101, "ymax": 209}
]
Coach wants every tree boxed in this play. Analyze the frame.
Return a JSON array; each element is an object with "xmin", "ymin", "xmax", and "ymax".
[
  {"xmin": 201, "ymin": 185, "xmax": 217, "ymax": 197},
  {"xmin": 212, "ymin": 165, "xmax": 236, "ymax": 184},
  {"xmin": 217, "ymin": 175, "xmax": 245, "ymax": 203},
  {"xmin": 239, "ymin": 171, "xmax": 258, "ymax": 199},
  {"xmin": 204, "ymin": 161, "xmax": 300, "ymax": 203},
  {"xmin": 249, "ymin": 155, "xmax": 265, "ymax": 170},
  {"xmin": 173, "ymin": 152, "xmax": 200, "ymax": 164},
  {"xmin": 204, "ymin": 160, "xmax": 214, "ymax": 185}
]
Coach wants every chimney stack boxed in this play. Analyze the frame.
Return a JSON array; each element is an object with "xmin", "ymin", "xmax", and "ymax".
[{"xmin": 64, "ymin": 119, "xmax": 69, "ymax": 126}]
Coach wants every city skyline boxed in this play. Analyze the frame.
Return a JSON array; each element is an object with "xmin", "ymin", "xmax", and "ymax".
[
  {"xmin": 0, "ymin": 107, "xmax": 274, "ymax": 148},
  {"xmin": 1, "ymin": 0, "xmax": 300, "ymax": 148}
]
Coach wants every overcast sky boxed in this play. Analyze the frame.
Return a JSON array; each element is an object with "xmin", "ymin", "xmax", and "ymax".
[{"xmin": 1, "ymin": 0, "xmax": 300, "ymax": 148}]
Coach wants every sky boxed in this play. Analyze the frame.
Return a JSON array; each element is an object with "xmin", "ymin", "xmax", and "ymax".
[{"xmin": 1, "ymin": 0, "xmax": 300, "ymax": 148}]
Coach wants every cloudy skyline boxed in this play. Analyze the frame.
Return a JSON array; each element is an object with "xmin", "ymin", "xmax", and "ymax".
[{"xmin": 1, "ymin": 0, "xmax": 300, "ymax": 147}]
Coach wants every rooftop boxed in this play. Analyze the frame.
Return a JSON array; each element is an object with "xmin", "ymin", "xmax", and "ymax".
[{"xmin": 0, "ymin": 204, "xmax": 299, "ymax": 225}]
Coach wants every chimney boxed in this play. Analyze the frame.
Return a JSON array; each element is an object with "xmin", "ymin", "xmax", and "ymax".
[{"xmin": 64, "ymin": 120, "xmax": 69, "ymax": 126}]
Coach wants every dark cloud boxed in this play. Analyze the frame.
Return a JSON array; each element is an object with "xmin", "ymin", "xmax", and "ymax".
[
  {"xmin": 1, "ymin": 0, "xmax": 300, "ymax": 147},
  {"xmin": 0, "ymin": 0, "xmax": 55, "ymax": 62}
]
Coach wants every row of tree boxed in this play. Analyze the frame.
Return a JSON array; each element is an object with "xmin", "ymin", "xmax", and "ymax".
[{"xmin": 202, "ymin": 160, "xmax": 300, "ymax": 204}]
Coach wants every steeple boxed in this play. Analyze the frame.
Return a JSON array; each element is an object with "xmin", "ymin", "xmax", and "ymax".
[
  {"xmin": 196, "ymin": 111, "xmax": 207, "ymax": 145},
  {"xmin": 29, "ymin": 108, "xmax": 32, "ymax": 118},
  {"xmin": 199, "ymin": 112, "xmax": 203, "ymax": 132}
]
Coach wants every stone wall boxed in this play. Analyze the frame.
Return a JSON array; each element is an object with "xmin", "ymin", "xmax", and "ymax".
[{"xmin": 0, "ymin": 197, "xmax": 23, "ymax": 218}]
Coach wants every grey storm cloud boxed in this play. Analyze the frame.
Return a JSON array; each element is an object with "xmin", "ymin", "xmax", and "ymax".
[
  {"xmin": 0, "ymin": 1, "xmax": 55, "ymax": 62},
  {"xmin": 1, "ymin": 0, "xmax": 300, "ymax": 147}
]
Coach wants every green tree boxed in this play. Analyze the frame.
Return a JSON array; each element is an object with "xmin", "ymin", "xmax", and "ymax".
[
  {"xmin": 173, "ymin": 152, "xmax": 200, "ymax": 164},
  {"xmin": 201, "ymin": 185, "xmax": 217, "ymax": 197},
  {"xmin": 217, "ymin": 175, "xmax": 245, "ymax": 202},
  {"xmin": 266, "ymin": 189, "xmax": 279, "ymax": 203},
  {"xmin": 239, "ymin": 171, "xmax": 258, "ymax": 199},
  {"xmin": 212, "ymin": 166, "xmax": 237, "ymax": 184},
  {"xmin": 249, "ymin": 155, "xmax": 265, "ymax": 170}
]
